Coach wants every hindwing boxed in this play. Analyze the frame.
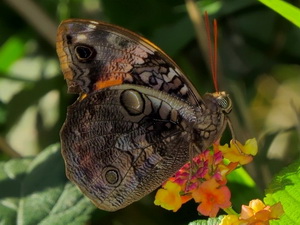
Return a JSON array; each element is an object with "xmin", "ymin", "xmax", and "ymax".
[{"xmin": 60, "ymin": 84, "xmax": 195, "ymax": 211}]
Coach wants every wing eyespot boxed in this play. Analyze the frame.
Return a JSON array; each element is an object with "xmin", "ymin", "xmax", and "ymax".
[
  {"xmin": 103, "ymin": 166, "xmax": 121, "ymax": 186},
  {"xmin": 74, "ymin": 44, "xmax": 96, "ymax": 62}
]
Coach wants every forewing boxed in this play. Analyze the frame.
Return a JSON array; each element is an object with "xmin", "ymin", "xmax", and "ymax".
[{"xmin": 56, "ymin": 19, "xmax": 202, "ymax": 105}]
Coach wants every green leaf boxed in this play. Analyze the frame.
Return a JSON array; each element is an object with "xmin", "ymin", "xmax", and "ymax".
[
  {"xmin": 228, "ymin": 166, "xmax": 255, "ymax": 187},
  {"xmin": 227, "ymin": 166, "xmax": 263, "ymax": 208},
  {"xmin": 0, "ymin": 144, "xmax": 95, "ymax": 225},
  {"xmin": 152, "ymin": 16, "xmax": 194, "ymax": 57},
  {"xmin": 0, "ymin": 36, "xmax": 25, "ymax": 73},
  {"xmin": 264, "ymin": 161, "xmax": 300, "ymax": 224},
  {"xmin": 258, "ymin": 0, "xmax": 300, "ymax": 28},
  {"xmin": 0, "ymin": 156, "xmax": 32, "ymax": 225},
  {"xmin": 188, "ymin": 216, "xmax": 224, "ymax": 225}
]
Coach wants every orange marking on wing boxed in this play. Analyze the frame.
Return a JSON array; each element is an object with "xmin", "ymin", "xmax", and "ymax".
[
  {"xmin": 79, "ymin": 93, "xmax": 88, "ymax": 101},
  {"xmin": 95, "ymin": 78, "xmax": 123, "ymax": 90}
]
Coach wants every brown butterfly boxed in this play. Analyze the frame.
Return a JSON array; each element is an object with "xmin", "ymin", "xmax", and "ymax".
[{"xmin": 56, "ymin": 19, "xmax": 232, "ymax": 211}]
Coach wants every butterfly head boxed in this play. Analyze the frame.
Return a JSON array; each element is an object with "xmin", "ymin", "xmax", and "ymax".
[
  {"xmin": 200, "ymin": 91, "xmax": 232, "ymax": 116},
  {"xmin": 192, "ymin": 91, "xmax": 232, "ymax": 152},
  {"xmin": 211, "ymin": 91, "xmax": 232, "ymax": 114}
]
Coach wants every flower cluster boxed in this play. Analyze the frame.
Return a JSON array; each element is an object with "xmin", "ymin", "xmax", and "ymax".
[
  {"xmin": 154, "ymin": 139, "xmax": 258, "ymax": 217},
  {"xmin": 220, "ymin": 199, "xmax": 284, "ymax": 225}
]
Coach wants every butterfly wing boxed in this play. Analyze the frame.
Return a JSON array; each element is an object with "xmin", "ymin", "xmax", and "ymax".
[
  {"xmin": 56, "ymin": 19, "xmax": 202, "ymax": 105},
  {"xmin": 60, "ymin": 84, "xmax": 195, "ymax": 211},
  {"xmin": 57, "ymin": 19, "xmax": 231, "ymax": 212}
]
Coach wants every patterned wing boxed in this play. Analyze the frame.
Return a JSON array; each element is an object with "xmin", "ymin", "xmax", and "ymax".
[
  {"xmin": 60, "ymin": 84, "xmax": 196, "ymax": 211},
  {"xmin": 56, "ymin": 19, "xmax": 202, "ymax": 105}
]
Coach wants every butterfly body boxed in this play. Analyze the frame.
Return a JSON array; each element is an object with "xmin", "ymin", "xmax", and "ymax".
[{"xmin": 57, "ymin": 19, "xmax": 231, "ymax": 211}]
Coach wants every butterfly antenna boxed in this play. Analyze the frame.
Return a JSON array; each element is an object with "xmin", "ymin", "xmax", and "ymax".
[
  {"xmin": 204, "ymin": 12, "xmax": 219, "ymax": 93},
  {"xmin": 213, "ymin": 19, "xmax": 219, "ymax": 93}
]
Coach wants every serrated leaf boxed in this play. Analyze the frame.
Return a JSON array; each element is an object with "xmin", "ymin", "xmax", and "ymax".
[
  {"xmin": 0, "ymin": 156, "xmax": 32, "ymax": 225},
  {"xmin": 258, "ymin": 0, "xmax": 300, "ymax": 28},
  {"xmin": 0, "ymin": 144, "xmax": 96, "ymax": 225},
  {"xmin": 188, "ymin": 216, "xmax": 224, "ymax": 225},
  {"xmin": 264, "ymin": 161, "xmax": 300, "ymax": 224}
]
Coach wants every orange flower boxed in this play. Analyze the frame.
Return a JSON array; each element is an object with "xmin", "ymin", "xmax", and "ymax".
[
  {"xmin": 220, "ymin": 200, "xmax": 284, "ymax": 225},
  {"xmin": 219, "ymin": 139, "xmax": 258, "ymax": 165},
  {"xmin": 239, "ymin": 199, "xmax": 284, "ymax": 224},
  {"xmin": 192, "ymin": 178, "xmax": 231, "ymax": 217},
  {"xmin": 154, "ymin": 181, "xmax": 183, "ymax": 212}
]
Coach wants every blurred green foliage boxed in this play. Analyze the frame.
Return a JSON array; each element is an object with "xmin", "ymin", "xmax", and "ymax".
[{"xmin": 0, "ymin": 0, "xmax": 300, "ymax": 224}]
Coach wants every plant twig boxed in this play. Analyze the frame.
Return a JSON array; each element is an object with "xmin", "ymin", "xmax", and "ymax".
[
  {"xmin": 0, "ymin": 136, "xmax": 21, "ymax": 158},
  {"xmin": 4, "ymin": 0, "xmax": 57, "ymax": 47},
  {"xmin": 185, "ymin": 0, "xmax": 210, "ymax": 69}
]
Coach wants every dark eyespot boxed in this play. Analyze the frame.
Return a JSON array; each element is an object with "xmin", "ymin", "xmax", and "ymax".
[
  {"xmin": 66, "ymin": 34, "xmax": 73, "ymax": 44},
  {"xmin": 103, "ymin": 167, "xmax": 121, "ymax": 186},
  {"xmin": 120, "ymin": 89, "xmax": 145, "ymax": 115},
  {"xmin": 74, "ymin": 45, "xmax": 96, "ymax": 62}
]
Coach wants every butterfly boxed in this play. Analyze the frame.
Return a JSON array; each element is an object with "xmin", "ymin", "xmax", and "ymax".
[{"xmin": 56, "ymin": 18, "xmax": 232, "ymax": 211}]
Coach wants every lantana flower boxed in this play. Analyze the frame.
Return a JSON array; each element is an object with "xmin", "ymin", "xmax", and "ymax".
[
  {"xmin": 219, "ymin": 138, "xmax": 258, "ymax": 165},
  {"xmin": 220, "ymin": 215, "xmax": 242, "ymax": 225},
  {"xmin": 220, "ymin": 199, "xmax": 284, "ymax": 225},
  {"xmin": 154, "ymin": 138, "xmax": 259, "ymax": 217},
  {"xmin": 154, "ymin": 181, "xmax": 183, "ymax": 212},
  {"xmin": 192, "ymin": 178, "xmax": 231, "ymax": 217},
  {"xmin": 240, "ymin": 199, "xmax": 284, "ymax": 224}
]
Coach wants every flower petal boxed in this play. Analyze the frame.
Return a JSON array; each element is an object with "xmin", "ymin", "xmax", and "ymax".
[
  {"xmin": 270, "ymin": 202, "xmax": 284, "ymax": 219},
  {"xmin": 244, "ymin": 138, "xmax": 258, "ymax": 155},
  {"xmin": 154, "ymin": 181, "xmax": 182, "ymax": 212},
  {"xmin": 220, "ymin": 215, "xmax": 242, "ymax": 225},
  {"xmin": 192, "ymin": 179, "xmax": 231, "ymax": 217},
  {"xmin": 249, "ymin": 199, "xmax": 266, "ymax": 212}
]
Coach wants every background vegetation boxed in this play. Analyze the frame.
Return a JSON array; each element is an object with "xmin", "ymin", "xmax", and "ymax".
[{"xmin": 0, "ymin": 0, "xmax": 299, "ymax": 224}]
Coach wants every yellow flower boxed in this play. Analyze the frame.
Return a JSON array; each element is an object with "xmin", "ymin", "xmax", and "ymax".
[
  {"xmin": 154, "ymin": 181, "xmax": 182, "ymax": 212},
  {"xmin": 220, "ymin": 215, "xmax": 243, "ymax": 225},
  {"xmin": 243, "ymin": 138, "xmax": 258, "ymax": 155},
  {"xmin": 219, "ymin": 139, "xmax": 258, "ymax": 165}
]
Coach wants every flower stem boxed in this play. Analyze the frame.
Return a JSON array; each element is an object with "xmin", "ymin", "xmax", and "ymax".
[{"xmin": 223, "ymin": 207, "xmax": 238, "ymax": 215}]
